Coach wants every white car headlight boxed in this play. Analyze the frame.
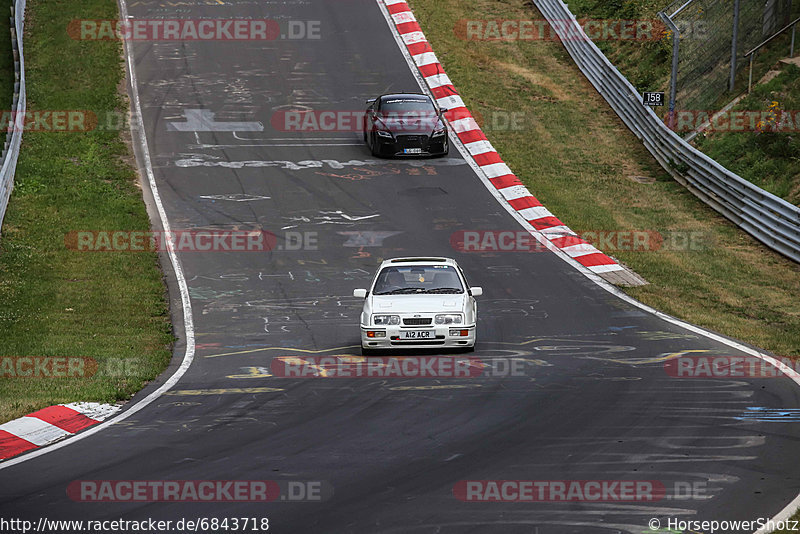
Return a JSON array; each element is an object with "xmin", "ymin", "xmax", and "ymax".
[
  {"xmin": 374, "ymin": 314, "xmax": 400, "ymax": 325},
  {"xmin": 435, "ymin": 314, "xmax": 462, "ymax": 325},
  {"xmin": 376, "ymin": 129, "xmax": 393, "ymax": 138}
]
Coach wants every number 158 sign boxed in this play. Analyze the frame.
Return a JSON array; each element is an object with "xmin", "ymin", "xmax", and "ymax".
[{"xmin": 643, "ymin": 92, "xmax": 665, "ymax": 107}]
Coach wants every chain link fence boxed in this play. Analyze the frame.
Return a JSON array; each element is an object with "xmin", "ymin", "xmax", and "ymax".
[
  {"xmin": 661, "ymin": 0, "xmax": 793, "ymax": 111},
  {"xmin": 533, "ymin": 0, "xmax": 800, "ymax": 263}
]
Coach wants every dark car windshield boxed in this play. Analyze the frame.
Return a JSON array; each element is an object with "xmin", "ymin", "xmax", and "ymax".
[
  {"xmin": 373, "ymin": 265, "xmax": 464, "ymax": 295},
  {"xmin": 380, "ymin": 97, "xmax": 435, "ymax": 114}
]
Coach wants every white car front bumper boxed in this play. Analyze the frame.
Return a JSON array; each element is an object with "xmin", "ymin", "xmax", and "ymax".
[{"xmin": 360, "ymin": 325, "xmax": 476, "ymax": 350}]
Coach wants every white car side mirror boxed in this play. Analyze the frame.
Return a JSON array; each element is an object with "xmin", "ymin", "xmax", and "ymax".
[
  {"xmin": 353, "ymin": 288, "xmax": 368, "ymax": 298},
  {"xmin": 470, "ymin": 287, "xmax": 483, "ymax": 297}
]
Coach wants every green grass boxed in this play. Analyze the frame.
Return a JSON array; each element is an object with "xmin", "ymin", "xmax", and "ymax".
[
  {"xmin": 567, "ymin": 0, "xmax": 800, "ymax": 206},
  {"xmin": 566, "ymin": 0, "xmax": 800, "ymax": 107},
  {"xmin": 0, "ymin": 0, "xmax": 173, "ymax": 422},
  {"xmin": 566, "ymin": 0, "xmax": 672, "ymax": 93},
  {"xmin": 410, "ymin": 1, "xmax": 800, "ymax": 524},
  {"xmin": 694, "ymin": 64, "xmax": 800, "ymax": 206},
  {"xmin": 407, "ymin": 0, "xmax": 800, "ymax": 357}
]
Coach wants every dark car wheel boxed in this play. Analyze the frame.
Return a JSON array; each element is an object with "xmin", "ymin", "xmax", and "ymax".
[
  {"xmin": 370, "ymin": 133, "xmax": 382, "ymax": 158},
  {"xmin": 434, "ymin": 137, "xmax": 449, "ymax": 157}
]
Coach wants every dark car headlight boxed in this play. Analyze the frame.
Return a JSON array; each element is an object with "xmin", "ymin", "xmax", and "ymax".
[
  {"xmin": 376, "ymin": 129, "xmax": 393, "ymax": 138},
  {"xmin": 432, "ymin": 124, "xmax": 446, "ymax": 137}
]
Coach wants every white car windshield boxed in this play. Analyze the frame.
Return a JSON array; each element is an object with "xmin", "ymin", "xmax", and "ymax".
[{"xmin": 373, "ymin": 265, "xmax": 464, "ymax": 295}]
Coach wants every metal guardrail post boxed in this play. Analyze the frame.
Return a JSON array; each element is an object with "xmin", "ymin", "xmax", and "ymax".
[
  {"xmin": 0, "ymin": 0, "xmax": 26, "ymax": 235},
  {"xmin": 659, "ymin": 11, "xmax": 680, "ymax": 130},
  {"xmin": 744, "ymin": 14, "xmax": 800, "ymax": 76},
  {"xmin": 730, "ymin": 0, "xmax": 740, "ymax": 91}
]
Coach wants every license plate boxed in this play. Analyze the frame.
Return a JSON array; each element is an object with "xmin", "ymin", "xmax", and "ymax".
[
  {"xmin": 403, "ymin": 148, "xmax": 423, "ymax": 154},
  {"xmin": 400, "ymin": 330, "xmax": 433, "ymax": 339}
]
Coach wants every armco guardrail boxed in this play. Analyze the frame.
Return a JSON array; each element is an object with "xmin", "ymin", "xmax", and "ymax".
[
  {"xmin": 533, "ymin": 0, "xmax": 800, "ymax": 263},
  {"xmin": 0, "ymin": 0, "xmax": 26, "ymax": 233}
]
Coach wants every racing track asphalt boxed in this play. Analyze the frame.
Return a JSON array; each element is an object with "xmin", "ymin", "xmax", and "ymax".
[{"xmin": 1, "ymin": 0, "xmax": 799, "ymax": 532}]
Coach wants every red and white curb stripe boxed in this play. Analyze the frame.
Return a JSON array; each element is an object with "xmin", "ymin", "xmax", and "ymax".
[
  {"xmin": 0, "ymin": 402, "xmax": 120, "ymax": 460},
  {"xmin": 381, "ymin": 0, "xmax": 623, "ymax": 275}
]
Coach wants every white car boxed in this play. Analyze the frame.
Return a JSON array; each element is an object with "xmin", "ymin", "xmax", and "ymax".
[{"xmin": 353, "ymin": 257, "xmax": 482, "ymax": 355}]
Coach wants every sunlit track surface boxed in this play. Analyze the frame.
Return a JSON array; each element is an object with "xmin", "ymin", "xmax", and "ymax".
[{"xmin": 0, "ymin": 1, "xmax": 798, "ymax": 533}]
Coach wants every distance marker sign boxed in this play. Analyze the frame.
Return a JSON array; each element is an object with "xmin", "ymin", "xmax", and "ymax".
[{"xmin": 643, "ymin": 92, "xmax": 665, "ymax": 107}]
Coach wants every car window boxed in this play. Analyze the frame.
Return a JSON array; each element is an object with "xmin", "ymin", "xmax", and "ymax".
[
  {"xmin": 372, "ymin": 265, "xmax": 464, "ymax": 295},
  {"xmin": 380, "ymin": 97, "xmax": 435, "ymax": 114}
]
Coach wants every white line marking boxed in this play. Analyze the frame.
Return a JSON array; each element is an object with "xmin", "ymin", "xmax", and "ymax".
[
  {"xmin": 449, "ymin": 117, "xmax": 481, "ymax": 133},
  {"xmin": 391, "ymin": 11, "xmax": 416, "ymax": 24},
  {"xmin": 586, "ymin": 264, "xmax": 626, "ymax": 274},
  {"xmin": 436, "ymin": 95, "xmax": 466, "ymax": 110},
  {"xmin": 413, "ymin": 52, "xmax": 439, "ymax": 67},
  {"xmin": 517, "ymin": 206, "xmax": 553, "ymax": 221},
  {"xmin": 0, "ymin": 0, "xmax": 197, "ymax": 469},
  {"xmin": 497, "ymin": 185, "xmax": 532, "ymax": 202},
  {"xmin": 193, "ymin": 143, "xmax": 363, "ymax": 148},
  {"xmin": 561, "ymin": 244, "xmax": 602, "ymax": 258},
  {"xmin": 425, "ymin": 73, "xmax": 453, "ymax": 89},
  {"xmin": 62, "ymin": 403, "xmax": 120, "ymax": 421},
  {"xmin": 540, "ymin": 225, "xmax": 574, "ymax": 237},
  {"xmin": 376, "ymin": 2, "xmax": 800, "ymax": 529},
  {"xmin": 481, "ymin": 163, "xmax": 513, "ymax": 179},
  {"xmin": 401, "ymin": 31, "xmax": 427, "ymax": 45},
  {"xmin": 464, "ymin": 140, "xmax": 496, "ymax": 156},
  {"xmin": 0, "ymin": 418, "xmax": 71, "ymax": 447},
  {"xmin": 232, "ymin": 132, "xmax": 359, "ymax": 141}
]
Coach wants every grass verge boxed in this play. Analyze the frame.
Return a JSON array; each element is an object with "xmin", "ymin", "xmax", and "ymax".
[
  {"xmin": 407, "ymin": 0, "xmax": 800, "ymax": 358},
  {"xmin": 564, "ymin": 0, "xmax": 672, "ymax": 94},
  {"xmin": 566, "ymin": 0, "xmax": 800, "ymax": 110},
  {"xmin": 694, "ymin": 64, "xmax": 800, "ymax": 206},
  {"xmin": 0, "ymin": 0, "xmax": 172, "ymax": 423},
  {"xmin": 568, "ymin": 0, "xmax": 800, "ymax": 206},
  {"xmin": 409, "ymin": 0, "xmax": 800, "ymax": 524}
]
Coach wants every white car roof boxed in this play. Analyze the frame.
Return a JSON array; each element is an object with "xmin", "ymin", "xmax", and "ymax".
[{"xmin": 378, "ymin": 257, "xmax": 458, "ymax": 269}]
